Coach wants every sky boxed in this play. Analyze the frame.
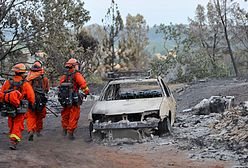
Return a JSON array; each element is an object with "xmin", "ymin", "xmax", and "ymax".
[{"xmin": 84, "ymin": 0, "xmax": 248, "ymax": 26}]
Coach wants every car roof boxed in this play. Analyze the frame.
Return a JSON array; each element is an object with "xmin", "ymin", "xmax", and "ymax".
[{"xmin": 108, "ymin": 78, "xmax": 158, "ymax": 84}]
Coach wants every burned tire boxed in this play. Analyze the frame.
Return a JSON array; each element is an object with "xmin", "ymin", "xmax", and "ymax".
[
  {"xmin": 89, "ymin": 122, "xmax": 93, "ymax": 139},
  {"xmin": 158, "ymin": 117, "xmax": 172, "ymax": 137},
  {"xmin": 89, "ymin": 122, "xmax": 105, "ymax": 142}
]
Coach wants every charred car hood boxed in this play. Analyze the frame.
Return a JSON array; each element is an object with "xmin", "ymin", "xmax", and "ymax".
[{"xmin": 91, "ymin": 97, "xmax": 163, "ymax": 115}]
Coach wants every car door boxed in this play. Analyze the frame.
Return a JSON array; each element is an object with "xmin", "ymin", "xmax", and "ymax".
[{"xmin": 157, "ymin": 76, "xmax": 176, "ymax": 124}]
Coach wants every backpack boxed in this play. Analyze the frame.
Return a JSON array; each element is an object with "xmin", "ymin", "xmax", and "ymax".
[
  {"xmin": 0, "ymin": 79, "xmax": 28, "ymax": 117},
  {"xmin": 31, "ymin": 76, "xmax": 47, "ymax": 112},
  {"xmin": 58, "ymin": 71, "xmax": 82, "ymax": 107}
]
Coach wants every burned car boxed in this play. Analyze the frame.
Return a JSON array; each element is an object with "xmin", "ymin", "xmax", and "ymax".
[{"xmin": 88, "ymin": 75, "xmax": 176, "ymax": 140}]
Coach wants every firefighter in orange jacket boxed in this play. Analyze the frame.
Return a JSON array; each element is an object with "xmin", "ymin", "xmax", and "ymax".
[
  {"xmin": 26, "ymin": 61, "xmax": 49, "ymax": 141},
  {"xmin": 1, "ymin": 63, "xmax": 35, "ymax": 150},
  {"xmin": 59, "ymin": 58, "xmax": 89, "ymax": 140}
]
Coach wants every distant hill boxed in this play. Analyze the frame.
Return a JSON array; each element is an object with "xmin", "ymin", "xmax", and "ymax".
[
  {"xmin": 85, "ymin": 24, "xmax": 176, "ymax": 56},
  {"xmin": 146, "ymin": 26, "xmax": 164, "ymax": 55},
  {"xmin": 147, "ymin": 26, "xmax": 175, "ymax": 55}
]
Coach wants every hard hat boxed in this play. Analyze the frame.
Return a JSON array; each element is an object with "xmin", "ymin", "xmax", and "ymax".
[
  {"xmin": 65, "ymin": 58, "xmax": 79, "ymax": 68},
  {"xmin": 12, "ymin": 63, "xmax": 27, "ymax": 73},
  {"xmin": 30, "ymin": 60, "xmax": 43, "ymax": 71}
]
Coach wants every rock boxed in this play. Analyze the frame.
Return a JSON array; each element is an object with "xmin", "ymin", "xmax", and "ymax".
[
  {"xmin": 194, "ymin": 120, "xmax": 201, "ymax": 124},
  {"xmin": 157, "ymin": 141, "xmax": 170, "ymax": 146},
  {"xmin": 182, "ymin": 108, "xmax": 192, "ymax": 113}
]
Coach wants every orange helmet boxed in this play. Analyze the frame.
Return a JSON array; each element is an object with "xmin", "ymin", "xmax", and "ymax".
[
  {"xmin": 30, "ymin": 60, "xmax": 43, "ymax": 71},
  {"xmin": 12, "ymin": 63, "xmax": 27, "ymax": 73},
  {"xmin": 65, "ymin": 58, "xmax": 79, "ymax": 68}
]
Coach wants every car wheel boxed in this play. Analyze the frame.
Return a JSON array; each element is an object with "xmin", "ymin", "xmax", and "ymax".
[
  {"xmin": 158, "ymin": 117, "xmax": 172, "ymax": 137},
  {"xmin": 89, "ymin": 122, "xmax": 105, "ymax": 142}
]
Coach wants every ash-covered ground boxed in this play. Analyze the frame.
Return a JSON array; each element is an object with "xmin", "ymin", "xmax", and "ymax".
[
  {"xmin": 173, "ymin": 78, "xmax": 248, "ymax": 166},
  {"xmin": 95, "ymin": 78, "xmax": 248, "ymax": 167},
  {"xmin": 0, "ymin": 78, "xmax": 247, "ymax": 168}
]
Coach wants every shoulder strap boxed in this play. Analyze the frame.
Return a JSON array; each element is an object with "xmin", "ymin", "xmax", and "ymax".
[
  {"xmin": 32, "ymin": 75, "xmax": 44, "ymax": 89},
  {"xmin": 9, "ymin": 79, "xmax": 26, "ymax": 91},
  {"xmin": 64, "ymin": 71, "xmax": 79, "ymax": 83},
  {"xmin": 3, "ymin": 79, "xmax": 26, "ymax": 96}
]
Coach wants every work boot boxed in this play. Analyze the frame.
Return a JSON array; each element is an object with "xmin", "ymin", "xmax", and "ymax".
[
  {"xmin": 36, "ymin": 131, "xmax": 42, "ymax": 137},
  {"xmin": 28, "ymin": 131, "xmax": 34, "ymax": 141},
  {"xmin": 62, "ymin": 129, "xmax": 67, "ymax": 136},
  {"xmin": 68, "ymin": 132, "xmax": 75, "ymax": 140},
  {"xmin": 9, "ymin": 140, "xmax": 18, "ymax": 150},
  {"xmin": 9, "ymin": 143, "xmax": 17, "ymax": 150}
]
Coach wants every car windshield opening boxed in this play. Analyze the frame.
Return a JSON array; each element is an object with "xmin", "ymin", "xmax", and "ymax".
[{"xmin": 103, "ymin": 81, "xmax": 163, "ymax": 100}]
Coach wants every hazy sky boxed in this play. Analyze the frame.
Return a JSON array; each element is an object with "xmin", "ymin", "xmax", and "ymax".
[{"xmin": 84, "ymin": 0, "xmax": 248, "ymax": 26}]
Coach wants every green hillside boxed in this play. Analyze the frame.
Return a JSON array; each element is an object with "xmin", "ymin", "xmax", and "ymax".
[
  {"xmin": 147, "ymin": 26, "xmax": 175, "ymax": 55},
  {"xmin": 86, "ymin": 24, "xmax": 175, "ymax": 56}
]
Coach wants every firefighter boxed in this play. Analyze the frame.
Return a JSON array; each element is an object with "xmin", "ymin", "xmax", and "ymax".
[
  {"xmin": 1, "ymin": 63, "xmax": 35, "ymax": 150},
  {"xmin": 58, "ymin": 58, "xmax": 89, "ymax": 140},
  {"xmin": 26, "ymin": 61, "xmax": 49, "ymax": 141}
]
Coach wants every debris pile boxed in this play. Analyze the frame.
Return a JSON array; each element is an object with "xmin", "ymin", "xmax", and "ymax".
[
  {"xmin": 46, "ymin": 88, "xmax": 61, "ymax": 114},
  {"xmin": 211, "ymin": 104, "xmax": 248, "ymax": 165},
  {"xmin": 213, "ymin": 109, "xmax": 248, "ymax": 145},
  {"xmin": 177, "ymin": 97, "xmax": 247, "ymax": 165},
  {"xmin": 191, "ymin": 96, "xmax": 234, "ymax": 115}
]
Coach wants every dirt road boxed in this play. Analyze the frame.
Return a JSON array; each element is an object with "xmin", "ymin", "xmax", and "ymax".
[{"xmin": 0, "ymin": 78, "xmax": 247, "ymax": 168}]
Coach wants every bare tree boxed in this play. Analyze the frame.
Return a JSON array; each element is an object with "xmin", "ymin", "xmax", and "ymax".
[
  {"xmin": 214, "ymin": 0, "xmax": 238, "ymax": 76},
  {"xmin": 30, "ymin": 0, "xmax": 90, "ymax": 80},
  {"xmin": 0, "ymin": 0, "xmax": 41, "ymax": 60},
  {"xmin": 102, "ymin": 0, "xmax": 123, "ymax": 70},
  {"xmin": 189, "ymin": 3, "xmax": 223, "ymax": 70},
  {"xmin": 230, "ymin": 4, "xmax": 248, "ymax": 52},
  {"xmin": 156, "ymin": 23, "xmax": 190, "ymax": 64},
  {"xmin": 118, "ymin": 14, "xmax": 149, "ymax": 69}
]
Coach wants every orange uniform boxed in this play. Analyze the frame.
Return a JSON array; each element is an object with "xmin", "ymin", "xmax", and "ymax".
[
  {"xmin": 1, "ymin": 76, "xmax": 35, "ymax": 143},
  {"xmin": 26, "ymin": 75, "xmax": 49, "ymax": 133},
  {"xmin": 60, "ymin": 69, "xmax": 89, "ymax": 134}
]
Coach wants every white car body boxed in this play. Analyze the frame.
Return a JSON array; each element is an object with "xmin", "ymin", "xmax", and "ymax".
[{"xmin": 88, "ymin": 76, "xmax": 176, "ymax": 138}]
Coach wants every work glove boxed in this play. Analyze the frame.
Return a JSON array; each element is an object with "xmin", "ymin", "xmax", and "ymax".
[
  {"xmin": 3, "ymin": 90, "xmax": 22, "ymax": 107},
  {"xmin": 82, "ymin": 86, "xmax": 90, "ymax": 95}
]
